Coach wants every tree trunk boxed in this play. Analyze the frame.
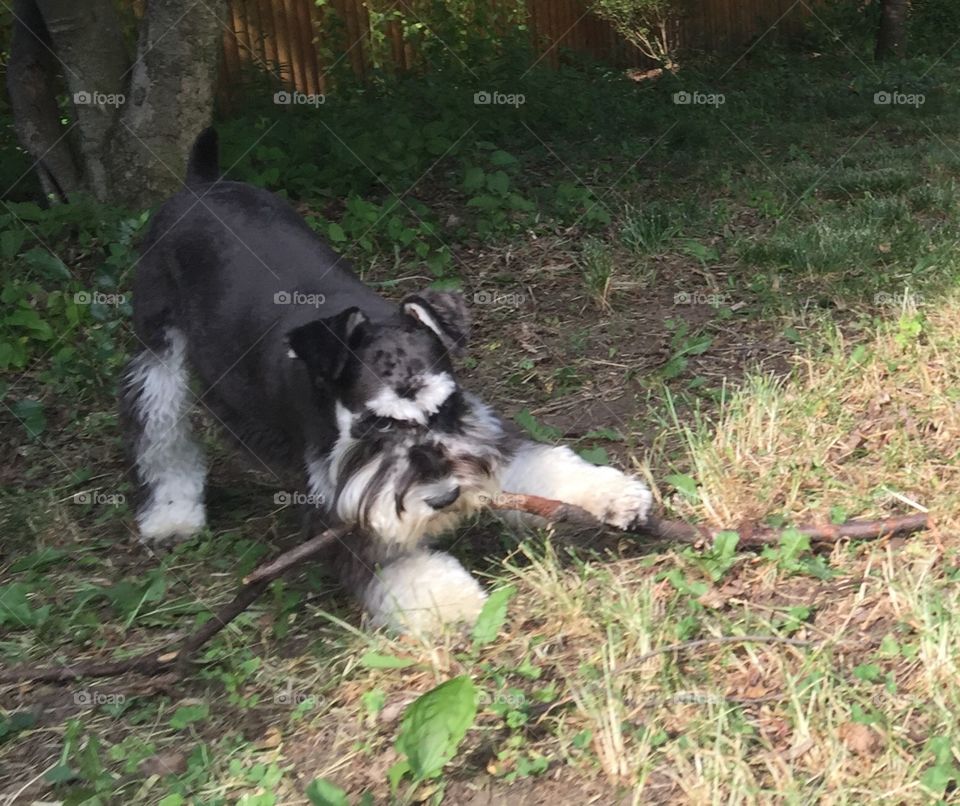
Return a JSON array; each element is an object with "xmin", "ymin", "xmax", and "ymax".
[
  {"xmin": 35, "ymin": 0, "xmax": 131, "ymax": 200},
  {"xmin": 109, "ymin": 0, "xmax": 228, "ymax": 208},
  {"xmin": 6, "ymin": 0, "xmax": 226, "ymax": 209},
  {"xmin": 875, "ymin": 0, "xmax": 908, "ymax": 61},
  {"xmin": 6, "ymin": 0, "xmax": 82, "ymax": 200}
]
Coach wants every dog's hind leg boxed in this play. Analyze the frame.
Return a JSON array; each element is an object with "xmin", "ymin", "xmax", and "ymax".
[{"xmin": 121, "ymin": 327, "xmax": 207, "ymax": 542}]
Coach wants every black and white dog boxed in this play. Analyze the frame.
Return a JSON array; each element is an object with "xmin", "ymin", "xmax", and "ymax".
[{"xmin": 122, "ymin": 129, "xmax": 652, "ymax": 633}]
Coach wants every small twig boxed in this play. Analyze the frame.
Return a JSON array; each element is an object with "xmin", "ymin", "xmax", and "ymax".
[
  {"xmin": 242, "ymin": 526, "xmax": 349, "ymax": 584},
  {"xmin": 731, "ymin": 512, "xmax": 931, "ymax": 547}
]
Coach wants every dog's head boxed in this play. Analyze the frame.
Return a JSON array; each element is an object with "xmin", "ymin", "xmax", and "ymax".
[{"xmin": 287, "ymin": 290, "xmax": 503, "ymax": 546}]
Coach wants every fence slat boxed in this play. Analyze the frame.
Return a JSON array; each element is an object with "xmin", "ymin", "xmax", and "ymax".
[
  {"xmin": 213, "ymin": 0, "xmax": 813, "ymax": 99},
  {"xmin": 258, "ymin": 0, "xmax": 279, "ymax": 74},
  {"xmin": 270, "ymin": 0, "xmax": 293, "ymax": 83},
  {"xmin": 297, "ymin": 0, "xmax": 320, "ymax": 95},
  {"xmin": 280, "ymin": 0, "xmax": 306, "ymax": 91}
]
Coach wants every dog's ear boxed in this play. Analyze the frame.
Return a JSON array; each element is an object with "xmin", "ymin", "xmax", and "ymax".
[
  {"xmin": 402, "ymin": 290, "xmax": 470, "ymax": 355},
  {"xmin": 286, "ymin": 307, "xmax": 367, "ymax": 380}
]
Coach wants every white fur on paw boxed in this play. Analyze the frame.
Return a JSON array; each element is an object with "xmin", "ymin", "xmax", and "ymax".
[
  {"xmin": 602, "ymin": 468, "xmax": 653, "ymax": 529},
  {"xmin": 137, "ymin": 500, "xmax": 206, "ymax": 542},
  {"xmin": 583, "ymin": 468, "xmax": 653, "ymax": 530},
  {"xmin": 501, "ymin": 445, "xmax": 652, "ymax": 531},
  {"xmin": 363, "ymin": 552, "xmax": 487, "ymax": 635}
]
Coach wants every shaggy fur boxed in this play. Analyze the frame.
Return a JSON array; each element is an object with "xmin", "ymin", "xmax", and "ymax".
[{"xmin": 122, "ymin": 129, "xmax": 653, "ymax": 633}]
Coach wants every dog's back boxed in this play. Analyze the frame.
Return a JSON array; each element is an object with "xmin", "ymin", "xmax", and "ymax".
[
  {"xmin": 128, "ymin": 129, "xmax": 405, "ymax": 471},
  {"xmin": 138, "ymin": 129, "xmax": 394, "ymax": 328},
  {"xmin": 133, "ymin": 130, "xmax": 396, "ymax": 365}
]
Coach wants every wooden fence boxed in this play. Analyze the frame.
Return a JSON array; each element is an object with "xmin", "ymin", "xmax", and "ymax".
[{"xmin": 219, "ymin": 0, "xmax": 811, "ymax": 96}]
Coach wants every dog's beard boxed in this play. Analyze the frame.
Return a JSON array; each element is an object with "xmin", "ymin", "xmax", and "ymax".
[{"xmin": 307, "ymin": 397, "xmax": 504, "ymax": 547}]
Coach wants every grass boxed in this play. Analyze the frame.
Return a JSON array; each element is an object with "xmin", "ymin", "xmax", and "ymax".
[
  {"xmin": 620, "ymin": 202, "xmax": 682, "ymax": 257},
  {"xmin": 4, "ymin": 36, "xmax": 960, "ymax": 804},
  {"xmin": 579, "ymin": 237, "xmax": 615, "ymax": 310}
]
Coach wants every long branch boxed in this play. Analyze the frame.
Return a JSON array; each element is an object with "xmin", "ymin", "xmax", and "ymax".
[
  {"xmin": 0, "ymin": 496, "xmax": 930, "ymax": 685},
  {"xmin": 488, "ymin": 493, "xmax": 930, "ymax": 547}
]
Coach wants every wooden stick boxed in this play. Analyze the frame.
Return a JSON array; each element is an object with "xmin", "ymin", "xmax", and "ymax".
[
  {"xmin": 0, "ymin": 494, "xmax": 930, "ymax": 685},
  {"xmin": 487, "ymin": 492, "xmax": 606, "ymax": 530},
  {"xmin": 487, "ymin": 492, "xmax": 931, "ymax": 547},
  {"xmin": 243, "ymin": 525, "xmax": 350, "ymax": 584}
]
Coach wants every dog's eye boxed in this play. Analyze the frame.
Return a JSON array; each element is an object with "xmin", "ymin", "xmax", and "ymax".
[{"xmin": 365, "ymin": 415, "xmax": 417, "ymax": 434}]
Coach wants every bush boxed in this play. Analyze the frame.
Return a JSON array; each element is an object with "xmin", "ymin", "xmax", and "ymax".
[{"xmin": 589, "ymin": 0, "xmax": 683, "ymax": 68}]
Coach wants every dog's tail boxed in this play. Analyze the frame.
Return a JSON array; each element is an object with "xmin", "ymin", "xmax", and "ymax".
[{"xmin": 186, "ymin": 127, "xmax": 220, "ymax": 185}]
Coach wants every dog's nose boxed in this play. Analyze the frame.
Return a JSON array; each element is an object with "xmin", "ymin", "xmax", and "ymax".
[{"xmin": 426, "ymin": 486, "xmax": 460, "ymax": 510}]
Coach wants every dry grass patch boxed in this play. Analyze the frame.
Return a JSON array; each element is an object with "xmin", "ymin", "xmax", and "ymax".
[{"xmin": 672, "ymin": 293, "xmax": 960, "ymax": 532}]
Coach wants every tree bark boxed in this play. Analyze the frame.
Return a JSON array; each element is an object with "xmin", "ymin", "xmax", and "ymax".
[
  {"xmin": 35, "ymin": 0, "xmax": 130, "ymax": 200},
  {"xmin": 7, "ymin": 0, "xmax": 226, "ymax": 209},
  {"xmin": 875, "ymin": 0, "xmax": 908, "ymax": 61},
  {"xmin": 109, "ymin": 0, "xmax": 228, "ymax": 208},
  {"xmin": 6, "ymin": 0, "xmax": 82, "ymax": 200}
]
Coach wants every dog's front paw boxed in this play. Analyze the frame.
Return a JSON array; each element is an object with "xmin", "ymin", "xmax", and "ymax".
[
  {"xmin": 363, "ymin": 551, "xmax": 486, "ymax": 635},
  {"xmin": 599, "ymin": 473, "xmax": 653, "ymax": 531},
  {"xmin": 578, "ymin": 468, "xmax": 652, "ymax": 531}
]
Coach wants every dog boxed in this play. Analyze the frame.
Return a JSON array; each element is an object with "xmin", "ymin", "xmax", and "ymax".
[{"xmin": 121, "ymin": 128, "xmax": 653, "ymax": 633}]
